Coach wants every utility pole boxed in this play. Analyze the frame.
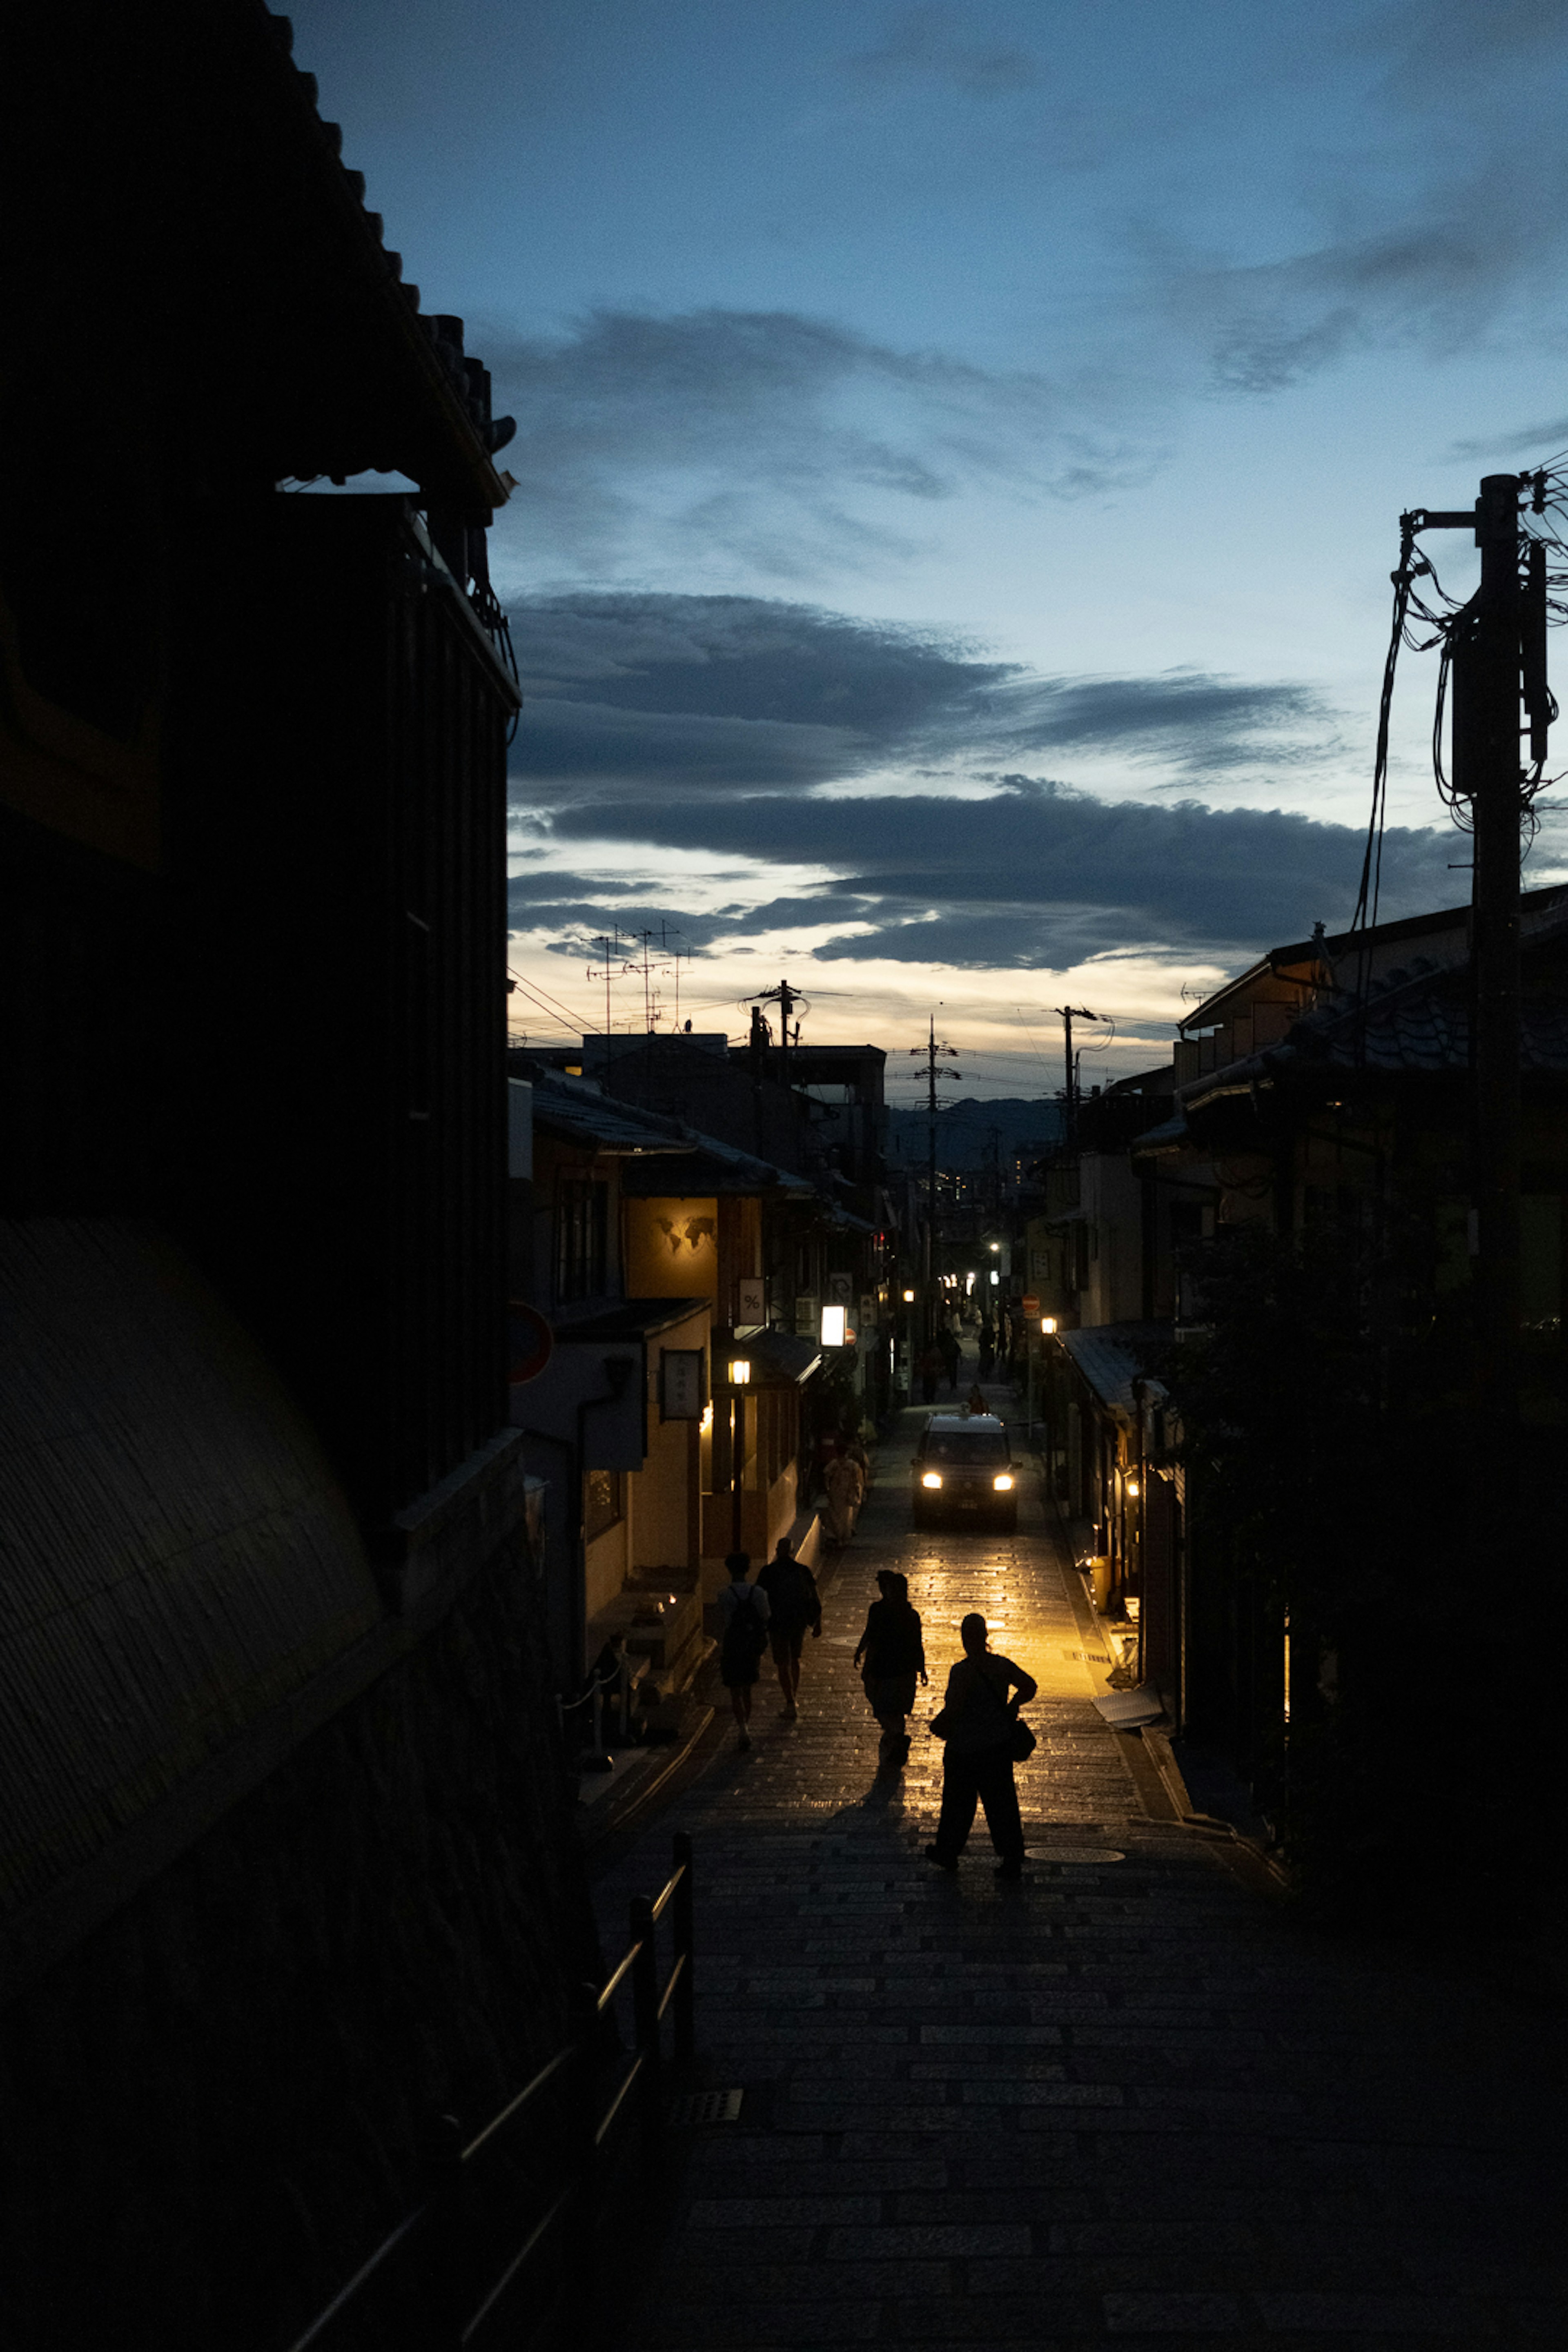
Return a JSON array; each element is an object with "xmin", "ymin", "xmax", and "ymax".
[
  {"xmin": 587, "ymin": 929, "xmax": 626, "ymax": 1040},
  {"xmin": 1056, "ymin": 1005, "xmax": 1100, "ymax": 1149},
  {"xmin": 753, "ymin": 977, "xmax": 804, "ymax": 1096},
  {"xmin": 909, "ymin": 1017, "xmax": 960, "ymax": 1350},
  {"xmin": 1407, "ymin": 472, "xmax": 1546, "ymax": 1450}
]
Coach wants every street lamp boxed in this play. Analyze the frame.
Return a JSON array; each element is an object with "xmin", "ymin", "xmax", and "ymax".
[{"xmin": 727, "ymin": 1357, "xmax": 752, "ymax": 1550}]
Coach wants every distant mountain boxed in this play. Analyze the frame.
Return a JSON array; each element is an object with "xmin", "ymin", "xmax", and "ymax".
[{"xmin": 886, "ymin": 1095, "xmax": 1063, "ymax": 1170}]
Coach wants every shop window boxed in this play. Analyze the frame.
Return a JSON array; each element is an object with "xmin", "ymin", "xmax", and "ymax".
[
  {"xmin": 584, "ymin": 1467, "xmax": 624, "ymax": 1539},
  {"xmin": 555, "ymin": 1178, "xmax": 608, "ymax": 1301}
]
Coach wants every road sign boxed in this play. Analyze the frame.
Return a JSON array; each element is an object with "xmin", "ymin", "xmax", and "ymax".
[
  {"xmin": 1022, "ymin": 1294, "xmax": 1040, "ymax": 1315},
  {"xmin": 507, "ymin": 1302, "xmax": 554, "ymax": 1385}
]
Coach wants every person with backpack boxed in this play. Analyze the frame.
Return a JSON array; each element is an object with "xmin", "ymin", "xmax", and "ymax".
[
  {"xmin": 852, "ymin": 1568, "xmax": 927, "ymax": 1768},
  {"xmin": 716, "ymin": 1550, "xmax": 771, "ymax": 1750},
  {"xmin": 757, "ymin": 1536, "xmax": 822, "ymax": 1719}
]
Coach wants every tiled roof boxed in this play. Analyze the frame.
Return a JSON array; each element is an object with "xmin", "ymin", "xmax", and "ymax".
[
  {"xmin": 527, "ymin": 1070, "xmax": 824, "ymax": 1195},
  {"xmin": 266, "ymin": 13, "xmax": 514, "ymax": 484},
  {"xmin": 530, "ymin": 1073, "xmax": 691, "ymax": 1156},
  {"xmin": 1184, "ymin": 906, "xmax": 1568, "ymax": 1107},
  {"xmin": 1061, "ymin": 1322, "xmax": 1170, "ymax": 1413}
]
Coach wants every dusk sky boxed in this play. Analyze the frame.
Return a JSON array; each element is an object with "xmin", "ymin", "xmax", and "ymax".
[{"xmin": 291, "ymin": 0, "xmax": 1568, "ymax": 1094}]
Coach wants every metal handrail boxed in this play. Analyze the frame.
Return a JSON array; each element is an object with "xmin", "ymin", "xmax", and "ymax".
[
  {"xmin": 283, "ymin": 1831, "xmax": 695, "ymax": 2352},
  {"xmin": 461, "ymin": 2043, "xmax": 575, "ymax": 2167}
]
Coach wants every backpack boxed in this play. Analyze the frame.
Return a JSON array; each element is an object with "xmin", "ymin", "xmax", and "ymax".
[{"xmin": 721, "ymin": 1590, "xmax": 769, "ymax": 1679}]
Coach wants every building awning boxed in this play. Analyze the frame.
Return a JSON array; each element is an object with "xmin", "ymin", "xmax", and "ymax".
[
  {"xmin": 713, "ymin": 1328, "xmax": 823, "ymax": 1388},
  {"xmin": 550, "ymin": 1298, "xmax": 709, "ymax": 1343},
  {"xmin": 1060, "ymin": 1322, "xmax": 1170, "ymax": 1416},
  {"xmin": 619, "ymin": 1149, "xmax": 817, "ymax": 1199},
  {"xmin": 1129, "ymin": 1111, "xmax": 1193, "ymax": 1154}
]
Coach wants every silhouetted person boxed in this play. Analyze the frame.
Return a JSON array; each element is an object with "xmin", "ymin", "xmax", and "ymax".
[
  {"xmin": 824, "ymin": 1444, "xmax": 865, "ymax": 1544},
  {"xmin": 927, "ymin": 1612, "xmax": 1036, "ymax": 1877},
  {"xmin": 977, "ymin": 1324, "xmax": 995, "ymax": 1379},
  {"xmin": 853, "ymin": 1569, "xmax": 927, "ymax": 1767},
  {"xmin": 717, "ymin": 1551, "xmax": 770, "ymax": 1750},
  {"xmin": 757, "ymin": 1536, "xmax": 821, "ymax": 1719}
]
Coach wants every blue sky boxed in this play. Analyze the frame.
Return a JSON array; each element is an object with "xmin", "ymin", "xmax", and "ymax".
[{"xmin": 292, "ymin": 0, "xmax": 1568, "ymax": 1092}]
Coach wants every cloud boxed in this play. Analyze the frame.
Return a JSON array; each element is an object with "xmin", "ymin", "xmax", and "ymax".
[
  {"xmin": 991, "ymin": 670, "xmax": 1338, "ymax": 779},
  {"xmin": 843, "ymin": 6, "xmax": 1041, "ymax": 96},
  {"xmin": 510, "ymin": 592, "xmax": 1014, "ymax": 793},
  {"xmin": 526, "ymin": 776, "xmax": 1461, "ymax": 970},
  {"xmin": 484, "ymin": 308, "xmax": 1151, "ymax": 577},
  {"xmin": 1157, "ymin": 0, "xmax": 1568, "ymax": 394},
  {"xmin": 509, "ymin": 593, "xmax": 1339, "ymax": 799},
  {"xmin": 1447, "ymin": 414, "xmax": 1568, "ymax": 463}
]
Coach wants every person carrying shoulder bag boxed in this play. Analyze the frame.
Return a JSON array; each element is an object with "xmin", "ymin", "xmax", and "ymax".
[{"xmin": 925, "ymin": 1612, "xmax": 1037, "ymax": 1878}]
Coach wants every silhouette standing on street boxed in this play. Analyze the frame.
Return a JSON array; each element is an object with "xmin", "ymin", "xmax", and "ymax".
[
  {"xmin": 926, "ymin": 1612, "xmax": 1036, "ymax": 1877},
  {"xmin": 716, "ymin": 1551, "xmax": 770, "ymax": 1751},
  {"xmin": 853, "ymin": 1568, "xmax": 927, "ymax": 1768},
  {"xmin": 757, "ymin": 1536, "xmax": 822, "ymax": 1719},
  {"xmin": 823, "ymin": 1443, "xmax": 866, "ymax": 1545}
]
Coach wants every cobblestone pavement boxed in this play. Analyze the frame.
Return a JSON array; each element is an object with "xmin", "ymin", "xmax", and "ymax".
[{"xmin": 594, "ymin": 1399, "xmax": 1566, "ymax": 2350}]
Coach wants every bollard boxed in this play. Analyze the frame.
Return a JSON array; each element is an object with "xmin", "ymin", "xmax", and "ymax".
[{"xmin": 671, "ymin": 1831, "xmax": 695, "ymax": 2068}]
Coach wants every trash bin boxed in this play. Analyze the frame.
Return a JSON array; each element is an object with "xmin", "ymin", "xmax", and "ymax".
[{"xmin": 1087, "ymin": 1555, "xmax": 1113, "ymax": 1613}]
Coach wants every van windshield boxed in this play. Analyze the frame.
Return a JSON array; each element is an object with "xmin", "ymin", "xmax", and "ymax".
[{"xmin": 924, "ymin": 1432, "xmax": 1009, "ymax": 1466}]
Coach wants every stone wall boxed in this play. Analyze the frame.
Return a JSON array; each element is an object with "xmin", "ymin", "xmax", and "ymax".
[{"xmin": 0, "ymin": 1535, "xmax": 599, "ymax": 2352}]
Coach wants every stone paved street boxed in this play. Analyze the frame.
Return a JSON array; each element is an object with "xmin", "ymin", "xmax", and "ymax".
[{"xmin": 593, "ymin": 1402, "xmax": 1567, "ymax": 2350}]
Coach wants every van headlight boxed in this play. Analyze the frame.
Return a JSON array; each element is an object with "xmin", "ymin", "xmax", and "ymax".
[
  {"xmin": 921, "ymin": 1472, "xmax": 943, "ymax": 1489},
  {"xmin": 993, "ymin": 1474, "xmax": 1015, "ymax": 1491}
]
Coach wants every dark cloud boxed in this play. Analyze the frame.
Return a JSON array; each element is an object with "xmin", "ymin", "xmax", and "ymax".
[
  {"xmin": 1166, "ymin": 0, "xmax": 1568, "ymax": 393},
  {"xmin": 844, "ymin": 7, "xmax": 1041, "ymax": 96},
  {"xmin": 993, "ymin": 670, "xmax": 1337, "ymax": 778},
  {"xmin": 509, "ymin": 594, "xmax": 1337, "ymax": 799},
  {"xmin": 484, "ymin": 308, "xmax": 1151, "ymax": 574},
  {"xmin": 1447, "ymin": 414, "xmax": 1568, "ymax": 463},
  {"xmin": 525, "ymin": 776, "xmax": 1461, "ymax": 969}
]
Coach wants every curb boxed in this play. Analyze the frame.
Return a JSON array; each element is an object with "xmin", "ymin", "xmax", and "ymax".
[
  {"xmin": 577, "ymin": 1700, "xmax": 715, "ymax": 1850},
  {"xmin": 1142, "ymin": 1724, "xmax": 1292, "ymax": 1891}
]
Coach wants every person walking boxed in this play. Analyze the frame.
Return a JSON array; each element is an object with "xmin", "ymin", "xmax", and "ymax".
[
  {"xmin": 926, "ymin": 1612, "xmax": 1037, "ymax": 1877},
  {"xmin": 823, "ymin": 1443, "xmax": 866, "ymax": 1546},
  {"xmin": 965, "ymin": 1382, "xmax": 987, "ymax": 1416},
  {"xmin": 938, "ymin": 1323, "xmax": 961, "ymax": 1394},
  {"xmin": 977, "ymin": 1323, "xmax": 996, "ymax": 1380},
  {"xmin": 853, "ymin": 1569, "xmax": 927, "ymax": 1768},
  {"xmin": 757, "ymin": 1536, "xmax": 822, "ymax": 1719},
  {"xmin": 716, "ymin": 1551, "xmax": 770, "ymax": 1750},
  {"xmin": 916, "ymin": 1341, "xmax": 943, "ymax": 1405}
]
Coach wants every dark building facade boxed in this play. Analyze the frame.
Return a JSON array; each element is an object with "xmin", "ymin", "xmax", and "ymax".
[{"xmin": 1, "ymin": 9, "xmax": 595, "ymax": 2344}]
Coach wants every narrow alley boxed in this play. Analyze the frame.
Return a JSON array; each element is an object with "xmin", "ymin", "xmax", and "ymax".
[{"xmin": 592, "ymin": 1398, "xmax": 1566, "ymax": 2351}]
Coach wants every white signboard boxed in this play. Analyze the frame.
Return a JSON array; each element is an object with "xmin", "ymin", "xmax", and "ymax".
[{"xmin": 736, "ymin": 1276, "xmax": 766, "ymax": 1324}]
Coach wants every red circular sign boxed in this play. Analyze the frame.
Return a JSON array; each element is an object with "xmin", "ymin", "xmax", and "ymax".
[{"xmin": 508, "ymin": 1302, "xmax": 555, "ymax": 1385}]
